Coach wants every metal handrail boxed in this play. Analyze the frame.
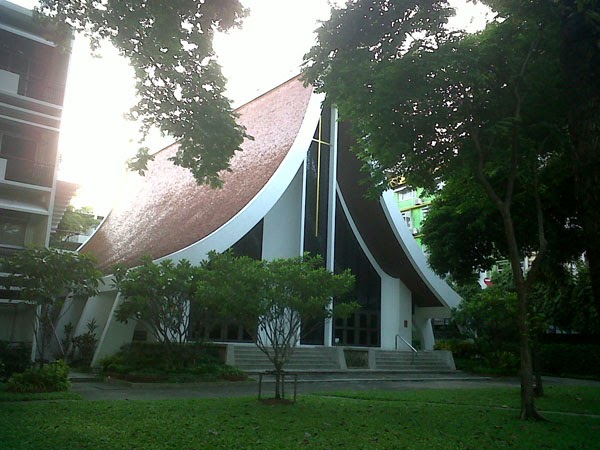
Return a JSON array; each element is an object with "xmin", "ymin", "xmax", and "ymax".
[{"xmin": 395, "ymin": 334, "xmax": 417, "ymax": 353}]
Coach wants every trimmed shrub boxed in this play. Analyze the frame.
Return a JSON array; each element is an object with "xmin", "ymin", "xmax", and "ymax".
[
  {"xmin": 0, "ymin": 341, "xmax": 31, "ymax": 380},
  {"xmin": 7, "ymin": 360, "xmax": 70, "ymax": 393},
  {"xmin": 539, "ymin": 343, "xmax": 600, "ymax": 378},
  {"xmin": 99, "ymin": 342, "xmax": 245, "ymax": 382},
  {"xmin": 101, "ymin": 342, "xmax": 221, "ymax": 372},
  {"xmin": 434, "ymin": 339, "xmax": 477, "ymax": 359},
  {"xmin": 344, "ymin": 349, "xmax": 369, "ymax": 368}
]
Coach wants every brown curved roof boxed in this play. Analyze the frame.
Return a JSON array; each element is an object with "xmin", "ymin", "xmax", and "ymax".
[{"xmin": 81, "ymin": 77, "xmax": 313, "ymax": 271}]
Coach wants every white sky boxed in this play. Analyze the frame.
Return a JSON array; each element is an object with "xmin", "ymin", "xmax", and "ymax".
[{"xmin": 10, "ymin": 0, "xmax": 490, "ymax": 215}]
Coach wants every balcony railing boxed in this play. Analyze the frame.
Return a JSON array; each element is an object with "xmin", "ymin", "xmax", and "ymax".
[
  {"xmin": 19, "ymin": 77, "xmax": 66, "ymax": 106},
  {"xmin": 0, "ymin": 155, "xmax": 54, "ymax": 187},
  {"xmin": 0, "ymin": 245, "xmax": 23, "ymax": 260}
]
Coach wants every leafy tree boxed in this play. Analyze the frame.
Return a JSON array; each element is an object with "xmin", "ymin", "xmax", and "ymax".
[
  {"xmin": 558, "ymin": 0, "xmax": 600, "ymax": 315},
  {"xmin": 452, "ymin": 280, "xmax": 519, "ymax": 367},
  {"xmin": 113, "ymin": 258, "xmax": 206, "ymax": 352},
  {"xmin": 304, "ymin": 0, "xmax": 568, "ymax": 419},
  {"xmin": 38, "ymin": 0, "xmax": 249, "ymax": 187},
  {"xmin": 536, "ymin": 262, "xmax": 600, "ymax": 337},
  {"xmin": 0, "ymin": 248, "xmax": 102, "ymax": 365},
  {"xmin": 421, "ymin": 152, "xmax": 583, "ymax": 284},
  {"xmin": 196, "ymin": 252, "xmax": 357, "ymax": 399},
  {"xmin": 50, "ymin": 205, "xmax": 101, "ymax": 250}
]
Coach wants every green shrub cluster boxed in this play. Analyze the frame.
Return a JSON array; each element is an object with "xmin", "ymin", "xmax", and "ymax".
[
  {"xmin": 539, "ymin": 343, "xmax": 600, "ymax": 378},
  {"xmin": 436, "ymin": 339, "xmax": 519, "ymax": 375},
  {"xmin": 435, "ymin": 339, "xmax": 477, "ymax": 359},
  {"xmin": 100, "ymin": 343, "xmax": 245, "ymax": 382},
  {"xmin": 0, "ymin": 341, "xmax": 31, "ymax": 380},
  {"xmin": 7, "ymin": 360, "xmax": 70, "ymax": 393},
  {"xmin": 438, "ymin": 338, "xmax": 600, "ymax": 378}
]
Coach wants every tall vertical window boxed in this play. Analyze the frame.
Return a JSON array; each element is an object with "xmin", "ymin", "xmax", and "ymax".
[
  {"xmin": 303, "ymin": 109, "xmax": 331, "ymax": 259},
  {"xmin": 301, "ymin": 109, "xmax": 332, "ymax": 345},
  {"xmin": 334, "ymin": 199, "xmax": 381, "ymax": 347},
  {"xmin": 188, "ymin": 221, "xmax": 263, "ymax": 343}
]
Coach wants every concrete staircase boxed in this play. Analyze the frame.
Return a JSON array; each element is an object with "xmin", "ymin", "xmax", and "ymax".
[
  {"xmin": 229, "ymin": 345, "xmax": 455, "ymax": 374},
  {"xmin": 373, "ymin": 349, "xmax": 455, "ymax": 372},
  {"xmin": 231, "ymin": 346, "xmax": 341, "ymax": 373}
]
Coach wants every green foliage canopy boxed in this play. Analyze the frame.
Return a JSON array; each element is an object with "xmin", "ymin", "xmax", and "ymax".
[
  {"xmin": 50, "ymin": 206, "xmax": 100, "ymax": 249},
  {"xmin": 196, "ymin": 251, "xmax": 357, "ymax": 398},
  {"xmin": 114, "ymin": 258, "xmax": 203, "ymax": 345},
  {"xmin": 1, "ymin": 247, "xmax": 102, "ymax": 306},
  {"xmin": 39, "ymin": 0, "xmax": 249, "ymax": 187},
  {"xmin": 1, "ymin": 247, "xmax": 102, "ymax": 362},
  {"xmin": 304, "ymin": 0, "xmax": 570, "ymax": 419}
]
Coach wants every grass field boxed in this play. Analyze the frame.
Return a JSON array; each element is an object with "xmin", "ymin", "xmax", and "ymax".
[{"xmin": 1, "ymin": 385, "xmax": 599, "ymax": 449}]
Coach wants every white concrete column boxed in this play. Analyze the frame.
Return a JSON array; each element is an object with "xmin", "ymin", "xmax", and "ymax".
[
  {"xmin": 380, "ymin": 275, "xmax": 412, "ymax": 350},
  {"xmin": 413, "ymin": 306, "xmax": 451, "ymax": 351},
  {"xmin": 260, "ymin": 167, "xmax": 304, "ymax": 347},
  {"xmin": 324, "ymin": 106, "xmax": 339, "ymax": 347},
  {"xmin": 91, "ymin": 291, "xmax": 137, "ymax": 367},
  {"xmin": 413, "ymin": 315, "xmax": 435, "ymax": 351}
]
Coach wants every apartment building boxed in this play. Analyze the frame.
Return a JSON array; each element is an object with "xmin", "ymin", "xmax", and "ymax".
[{"xmin": 0, "ymin": 0, "xmax": 73, "ymax": 345}]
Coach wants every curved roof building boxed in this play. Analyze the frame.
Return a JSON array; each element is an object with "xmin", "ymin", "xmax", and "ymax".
[{"xmin": 65, "ymin": 76, "xmax": 459, "ymax": 365}]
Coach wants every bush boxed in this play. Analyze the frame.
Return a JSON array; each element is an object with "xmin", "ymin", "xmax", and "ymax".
[
  {"xmin": 99, "ymin": 342, "xmax": 244, "ymax": 382},
  {"xmin": 69, "ymin": 319, "xmax": 99, "ymax": 367},
  {"xmin": 7, "ymin": 360, "xmax": 70, "ymax": 393},
  {"xmin": 0, "ymin": 341, "xmax": 31, "ymax": 380},
  {"xmin": 539, "ymin": 343, "xmax": 600, "ymax": 378},
  {"xmin": 434, "ymin": 339, "xmax": 477, "ymax": 359},
  {"xmin": 436, "ymin": 339, "xmax": 519, "ymax": 376},
  {"xmin": 100, "ymin": 342, "xmax": 221, "ymax": 372}
]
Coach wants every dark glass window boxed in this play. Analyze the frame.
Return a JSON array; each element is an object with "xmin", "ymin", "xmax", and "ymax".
[
  {"xmin": 303, "ymin": 111, "xmax": 331, "ymax": 259},
  {"xmin": 334, "ymin": 198, "xmax": 381, "ymax": 347},
  {"xmin": 0, "ymin": 125, "xmax": 56, "ymax": 187},
  {"xmin": 231, "ymin": 220, "xmax": 263, "ymax": 260},
  {"xmin": 0, "ymin": 210, "xmax": 28, "ymax": 247},
  {"xmin": 0, "ymin": 30, "xmax": 67, "ymax": 104},
  {"xmin": 189, "ymin": 220, "xmax": 263, "ymax": 343},
  {"xmin": 301, "ymin": 109, "xmax": 332, "ymax": 345}
]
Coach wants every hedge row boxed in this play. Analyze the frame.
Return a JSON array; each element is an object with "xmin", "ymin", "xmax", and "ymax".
[
  {"xmin": 539, "ymin": 343, "xmax": 600, "ymax": 377},
  {"xmin": 437, "ymin": 339, "xmax": 600, "ymax": 378}
]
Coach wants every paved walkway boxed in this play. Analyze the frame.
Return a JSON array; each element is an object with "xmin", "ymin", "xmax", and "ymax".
[{"xmin": 70, "ymin": 372, "xmax": 600, "ymax": 401}]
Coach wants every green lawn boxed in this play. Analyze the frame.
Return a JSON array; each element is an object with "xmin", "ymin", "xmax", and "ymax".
[
  {"xmin": 1, "ymin": 386, "xmax": 599, "ymax": 449},
  {"xmin": 0, "ymin": 383, "xmax": 82, "ymax": 402}
]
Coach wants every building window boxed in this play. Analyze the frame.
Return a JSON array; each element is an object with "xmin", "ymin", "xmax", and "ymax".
[
  {"xmin": 0, "ymin": 30, "xmax": 67, "ymax": 104},
  {"xmin": 333, "ymin": 198, "xmax": 381, "ymax": 347},
  {"xmin": 1, "ymin": 133, "xmax": 37, "ymax": 160},
  {"xmin": 399, "ymin": 189, "xmax": 416, "ymax": 201},
  {"xmin": 0, "ymin": 130, "xmax": 54, "ymax": 187},
  {"xmin": 0, "ymin": 211, "xmax": 28, "ymax": 247}
]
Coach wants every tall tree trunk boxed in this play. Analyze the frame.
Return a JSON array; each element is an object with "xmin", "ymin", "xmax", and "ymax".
[
  {"xmin": 500, "ymin": 207, "xmax": 544, "ymax": 420},
  {"xmin": 533, "ymin": 336, "xmax": 544, "ymax": 397},
  {"xmin": 274, "ymin": 365, "xmax": 283, "ymax": 400}
]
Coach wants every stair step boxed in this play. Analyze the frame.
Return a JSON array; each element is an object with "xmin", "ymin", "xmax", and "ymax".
[{"xmin": 230, "ymin": 346, "xmax": 455, "ymax": 373}]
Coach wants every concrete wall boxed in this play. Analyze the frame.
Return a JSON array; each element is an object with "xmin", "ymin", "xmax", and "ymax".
[
  {"xmin": 262, "ymin": 167, "xmax": 303, "ymax": 261},
  {"xmin": 91, "ymin": 291, "xmax": 136, "ymax": 367}
]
